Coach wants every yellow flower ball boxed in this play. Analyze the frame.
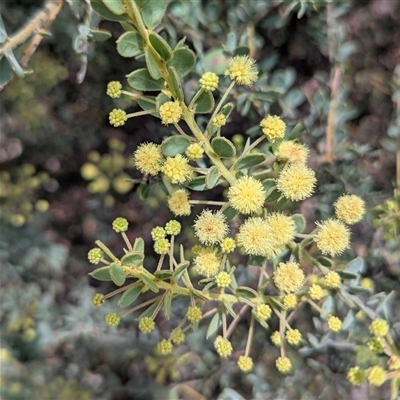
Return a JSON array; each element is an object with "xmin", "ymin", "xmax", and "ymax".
[
  {"xmin": 81, "ymin": 162, "xmax": 99, "ymax": 180},
  {"xmin": 224, "ymin": 55, "xmax": 258, "ymax": 86},
  {"xmin": 212, "ymin": 114, "xmax": 227, "ymax": 127},
  {"xmin": 271, "ymin": 331, "xmax": 282, "ymax": 346},
  {"xmin": 369, "ymin": 319, "xmax": 389, "ymax": 337},
  {"xmin": 185, "ymin": 143, "xmax": 204, "ymax": 160},
  {"xmin": 138, "ymin": 317, "xmax": 155, "ymax": 334},
  {"xmin": 308, "ymin": 284, "xmax": 325, "ymax": 300},
  {"xmin": 334, "ymin": 194, "xmax": 365, "ymax": 225},
  {"xmin": 199, "ymin": 72, "xmax": 219, "ymax": 91},
  {"xmin": 220, "ymin": 237, "xmax": 236, "ymax": 253},
  {"xmin": 159, "ymin": 101, "xmax": 182, "ymax": 125},
  {"xmin": 193, "ymin": 209, "xmax": 228, "ymax": 245},
  {"xmin": 327, "ymin": 315, "xmax": 342, "ymax": 332},
  {"xmin": 216, "ymin": 271, "xmax": 231, "ymax": 288},
  {"xmin": 133, "ymin": 142, "xmax": 164, "ymax": 176},
  {"xmin": 347, "ymin": 366, "xmax": 365, "ymax": 386},
  {"xmin": 171, "ymin": 328, "xmax": 185, "ymax": 344},
  {"xmin": 157, "ymin": 339, "xmax": 173, "ymax": 355},
  {"xmin": 214, "ymin": 336, "xmax": 233, "ymax": 357},
  {"xmin": 273, "ymin": 262, "xmax": 305, "ymax": 294},
  {"xmin": 186, "ymin": 306, "xmax": 202, "ymax": 323},
  {"xmin": 266, "ymin": 212, "xmax": 296, "ymax": 250},
  {"xmin": 314, "ymin": 219, "xmax": 351, "ymax": 257},
  {"xmin": 283, "ymin": 294, "xmax": 297, "ymax": 309},
  {"xmin": 286, "ymin": 329, "xmax": 302, "ymax": 345},
  {"xmin": 238, "ymin": 356, "xmax": 253, "ymax": 373},
  {"xmin": 255, "ymin": 304, "xmax": 272, "ymax": 320},
  {"xmin": 275, "ymin": 141, "xmax": 309, "ymax": 164},
  {"xmin": 228, "ymin": 176, "xmax": 266, "ymax": 215},
  {"xmin": 260, "ymin": 115, "xmax": 286, "ymax": 142},
  {"xmin": 168, "ymin": 189, "xmax": 191, "ymax": 216},
  {"xmin": 367, "ymin": 366, "xmax": 386, "ymax": 387},
  {"xmin": 324, "ymin": 271, "xmax": 341, "ymax": 289},
  {"xmin": 106, "ymin": 81, "xmax": 122, "ymax": 98},
  {"xmin": 162, "ymin": 154, "xmax": 192, "ymax": 184},
  {"xmin": 275, "ymin": 356, "xmax": 292, "ymax": 373},
  {"xmin": 193, "ymin": 247, "xmax": 221, "ymax": 278},
  {"xmin": 109, "ymin": 109, "xmax": 127, "ymax": 127}
]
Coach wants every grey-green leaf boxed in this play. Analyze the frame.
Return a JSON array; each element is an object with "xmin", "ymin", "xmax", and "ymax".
[
  {"xmin": 149, "ymin": 32, "xmax": 172, "ymax": 61},
  {"xmin": 205, "ymin": 166, "xmax": 220, "ymax": 189},
  {"xmin": 110, "ymin": 262, "xmax": 126, "ymax": 286},
  {"xmin": 161, "ymin": 135, "xmax": 191, "ymax": 156},
  {"xmin": 168, "ymin": 47, "xmax": 196, "ymax": 77},
  {"xmin": 140, "ymin": 274, "xmax": 159, "ymax": 293},
  {"xmin": 206, "ymin": 311, "xmax": 222, "ymax": 339},
  {"xmin": 211, "ymin": 137, "xmax": 236, "ymax": 158},
  {"xmin": 292, "ymin": 214, "xmax": 306, "ymax": 233},
  {"xmin": 117, "ymin": 31, "xmax": 143, "ymax": 58},
  {"xmin": 121, "ymin": 252, "xmax": 144, "ymax": 267},
  {"xmin": 234, "ymin": 153, "xmax": 266, "ymax": 170},
  {"xmin": 193, "ymin": 90, "xmax": 214, "ymax": 114},
  {"xmin": 141, "ymin": 0, "xmax": 167, "ymax": 30},
  {"xmin": 89, "ymin": 266, "xmax": 112, "ymax": 281},
  {"xmin": 118, "ymin": 285, "xmax": 142, "ymax": 307},
  {"xmin": 127, "ymin": 68, "xmax": 163, "ymax": 91}
]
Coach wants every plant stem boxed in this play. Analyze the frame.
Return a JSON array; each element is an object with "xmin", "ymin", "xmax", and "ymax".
[
  {"xmin": 127, "ymin": 109, "xmax": 157, "ymax": 118},
  {"xmin": 245, "ymin": 315, "xmax": 255, "ymax": 357}
]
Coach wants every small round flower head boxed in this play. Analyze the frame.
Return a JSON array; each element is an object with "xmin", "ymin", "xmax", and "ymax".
[
  {"xmin": 255, "ymin": 304, "xmax": 272, "ymax": 320},
  {"xmin": 168, "ymin": 189, "xmax": 191, "ymax": 216},
  {"xmin": 151, "ymin": 226, "xmax": 166, "ymax": 241},
  {"xmin": 273, "ymin": 262, "xmax": 305, "ymax": 294},
  {"xmin": 368, "ymin": 337, "xmax": 384, "ymax": 353},
  {"xmin": 106, "ymin": 81, "xmax": 122, "ymax": 98},
  {"xmin": 112, "ymin": 217, "xmax": 129, "ymax": 232},
  {"xmin": 334, "ymin": 194, "xmax": 365, "ymax": 225},
  {"xmin": 220, "ymin": 237, "xmax": 236, "ymax": 253},
  {"xmin": 275, "ymin": 141, "xmax": 309, "ymax": 164},
  {"xmin": 267, "ymin": 213, "xmax": 296, "ymax": 249},
  {"xmin": 286, "ymin": 329, "xmax": 302, "ymax": 345},
  {"xmin": 157, "ymin": 339, "xmax": 173, "ymax": 355},
  {"xmin": 88, "ymin": 248, "xmax": 104, "ymax": 264},
  {"xmin": 369, "ymin": 319, "xmax": 389, "ymax": 337},
  {"xmin": 159, "ymin": 101, "xmax": 182, "ymax": 125},
  {"xmin": 109, "ymin": 109, "xmax": 127, "ymax": 127},
  {"xmin": 309, "ymin": 284, "xmax": 325, "ymax": 300},
  {"xmin": 347, "ymin": 366, "xmax": 365, "ymax": 386},
  {"xmin": 92, "ymin": 293, "xmax": 105, "ymax": 307},
  {"xmin": 193, "ymin": 248, "xmax": 221, "ymax": 278},
  {"xmin": 228, "ymin": 176, "xmax": 266, "ymax": 215},
  {"xmin": 314, "ymin": 219, "xmax": 350, "ymax": 257},
  {"xmin": 388, "ymin": 355, "xmax": 400, "ymax": 371},
  {"xmin": 162, "ymin": 155, "xmax": 192, "ymax": 184},
  {"xmin": 324, "ymin": 271, "xmax": 341, "ymax": 289},
  {"xmin": 271, "ymin": 331, "xmax": 282, "ymax": 346},
  {"xmin": 283, "ymin": 294, "xmax": 297, "ymax": 309},
  {"xmin": 105, "ymin": 312, "xmax": 120, "ymax": 327},
  {"xmin": 171, "ymin": 328, "xmax": 185, "ymax": 344},
  {"xmin": 238, "ymin": 356, "xmax": 253, "ymax": 373},
  {"xmin": 214, "ymin": 336, "xmax": 233, "ymax": 357},
  {"xmin": 277, "ymin": 164, "xmax": 317, "ymax": 201},
  {"xmin": 193, "ymin": 209, "xmax": 228, "ymax": 245},
  {"xmin": 224, "ymin": 55, "xmax": 258, "ymax": 86},
  {"xmin": 216, "ymin": 271, "xmax": 231, "ymax": 288},
  {"xmin": 138, "ymin": 317, "xmax": 155, "ymax": 334},
  {"xmin": 360, "ymin": 278, "xmax": 374, "ymax": 291},
  {"xmin": 186, "ymin": 306, "xmax": 202, "ymax": 323},
  {"xmin": 165, "ymin": 220, "xmax": 181, "ymax": 236},
  {"xmin": 236, "ymin": 217, "xmax": 274, "ymax": 257},
  {"xmin": 185, "ymin": 143, "xmax": 204, "ymax": 160},
  {"xmin": 260, "ymin": 115, "xmax": 286, "ymax": 142},
  {"xmin": 199, "ymin": 72, "xmax": 219, "ymax": 91},
  {"xmin": 276, "ymin": 356, "xmax": 292, "ymax": 373},
  {"xmin": 212, "ymin": 114, "xmax": 226, "ymax": 127},
  {"xmin": 133, "ymin": 143, "xmax": 164, "ymax": 176},
  {"xmin": 367, "ymin": 366, "xmax": 386, "ymax": 386},
  {"xmin": 327, "ymin": 315, "xmax": 342, "ymax": 332},
  {"xmin": 81, "ymin": 163, "xmax": 99, "ymax": 180},
  {"xmin": 154, "ymin": 238, "xmax": 170, "ymax": 255}
]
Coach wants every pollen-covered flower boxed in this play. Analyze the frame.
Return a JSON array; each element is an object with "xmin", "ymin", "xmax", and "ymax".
[
  {"xmin": 275, "ymin": 141, "xmax": 309, "ymax": 164},
  {"xmin": 185, "ymin": 143, "xmax": 204, "ymax": 160},
  {"xmin": 236, "ymin": 217, "xmax": 274, "ymax": 257},
  {"xmin": 367, "ymin": 366, "xmax": 386, "ymax": 386},
  {"xmin": 212, "ymin": 114, "xmax": 226, "ymax": 127},
  {"xmin": 276, "ymin": 356, "xmax": 292, "ymax": 373},
  {"xmin": 199, "ymin": 72, "xmax": 219, "ymax": 91},
  {"xmin": 220, "ymin": 237, "xmax": 236, "ymax": 253},
  {"xmin": 138, "ymin": 317, "xmax": 155, "ymax": 334},
  {"xmin": 168, "ymin": 189, "xmax": 191, "ymax": 216},
  {"xmin": 193, "ymin": 247, "xmax": 221, "ymax": 277},
  {"xmin": 334, "ymin": 194, "xmax": 365, "ymax": 225},
  {"xmin": 255, "ymin": 304, "xmax": 272, "ymax": 320},
  {"xmin": 159, "ymin": 101, "xmax": 182, "ymax": 125},
  {"xmin": 267, "ymin": 213, "xmax": 296, "ymax": 249},
  {"xmin": 109, "ymin": 109, "xmax": 127, "ymax": 127},
  {"xmin": 165, "ymin": 220, "xmax": 181, "ymax": 236},
  {"xmin": 277, "ymin": 164, "xmax": 316, "ymax": 201},
  {"xmin": 92, "ymin": 293, "xmax": 105, "ymax": 307},
  {"xmin": 162, "ymin": 154, "xmax": 192, "ymax": 184},
  {"xmin": 271, "ymin": 331, "xmax": 282, "ymax": 346},
  {"xmin": 106, "ymin": 81, "xmax": 122, "ymax": 98},
  {"xmin": 369, "ymin": 319, "xmax": 389, "ymax": 337},
  {"xmin": 88, "ymin": 248, "xmax": 104, "ymax": 264},
  {"xmin": 286, "ymin": 329, "xmax": 302, "ymax": 345},
  {"xmin": 105, "ymin": 312, "xmax": 120, "ymax": 327},
  {"xmin": 368, "ymin": 337, "xmax": 384, "ymax": 353},
  {"xmin": 112, "ymin": 217, "xmax": 129, "ymax": 232},
  {"xmin": 308, "ymin": 284, "xmax": 325, "ymax": 300},
  {"xmin": 151, "ymin": 226, "xmax": 166, "ymax": 241},
  {"xmin": 228, "ymin": 176, "xmax": 266, "ymax": 215},
  {"xmin": 238, "ymin": 356, "xmax": 253, "ymax": 373},
  {"xmin": 157, "ymin": 339, "xmax": 173, "ymax": 355},
  {"xmin": 214, "ymin": 336, "xmax": 233, "ymax": 357},
  {"xmin": 314, "ymin": 219, "xmax": 350, "ymax": 257},
  {"xmin": 273, "ymin": 262, "xmax": 305, "ymax": 294},
  {"xmin": 193, "ymin": 209, "xmax": 228, "ymax": 245},
  {"xmin": 260, "ymin": 115, "xmax": 286, "ymax": 142},
  {"xmin": 216, "ymin": 271, "xmax": 231, "ymax": 288},
  {"xmin": 327, "ymin": 315, "xmax": 342, "ymax": 332},
  {"xmin": 154, "ymin": 238, "xmax": 170, "ymax": 255},
  {"xmin": 283, "ymin": 294, "xmax": 297, "ymax": 309},
  {"xmin": 171, "ymin": 328, "xmax": 185, "ymax": 344},
  {"xmin": 324, "ymin": 271, "xmax": 341, "ymax": 289},
  {"xmin": 133, "ymin": 143, "xmax": 164, "ymax": 176},
  {"xmin": 186, "ymin": 306, "xmax": 202, "ymax": 323},
  {"xmin": 224, "ymin": 55, "xmax": 258, "ymax": 86},
  {"xmin": 347, "ymin": 366, "xmax": 365, "ymax": 386}
]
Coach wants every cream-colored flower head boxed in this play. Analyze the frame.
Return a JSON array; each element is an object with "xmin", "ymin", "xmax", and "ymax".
[
  {"xmin": 162, "ymin": 154, "xmax": 192, "ymax": 184},
  {"xmin": 267, "ymin": 213, "xmax": 296, "ymax": 250},
  {"xmin": 314, "ymin": 219, "xmax": 350, "ymax": 257},
  {"xmin": 260, "ymin": 115, "xmax": 286, "ymax": 142},
  {"xmin": 159, "ymin": 101, "xmax": 182, "ymax": 125},
  {"xmin": 193, "ymin": 209, "xmax": 228, "ymax": 245},
  {"xmin": 199, "ymin": 72, "xmax": 219, "ymax": 91},
  {"xmin": 275, "ymin": 141, "xmax": 309, "ymax": 164},
  {"xmin": 168, "ymin": 189, "xmax": 191, "ymax": 216},
  {"xmin": 277, "ymin": 164, "xmax": 316, "ymax": 201},
  {"xmin": 334, "ymin": 194, "xmax": 365, "ymax": 225},
  {"xmin": 273, "ymin": 261, "xmax": 305, "ymax": 293},
  {"xmin": 228, "ymin": 176, "xmax": 266, "ymax": 215},
  {"xmin": 224, "ymin": 55, "xmax": 258, "ymax": 86},
  {"xmin": 133, "ymin": 142, "xmax": 164, "ymax": 176},
  {"xmin": 236, "ymin": 217, "xmax": 274, "ymax": 257},
  {"xmin": 193, "ymin": 247, "xmax": 221, "ymax": 278}
]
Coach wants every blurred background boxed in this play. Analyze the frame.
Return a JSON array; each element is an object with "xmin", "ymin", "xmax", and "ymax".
[{"xmin": 1, "ymin": 1, "xmax": 399, "ymax": 399}]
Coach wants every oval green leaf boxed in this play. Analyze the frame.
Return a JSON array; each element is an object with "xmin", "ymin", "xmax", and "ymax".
[
  {"xmin": 103, "ymin": 0, "xmax": 124, "ymax": 14},
  {"xmin": 154, "ymin": 270, "xmax": 174, "ymax": 280},
  {"xmin": 121, "ymin": 252, "xmax": 144, "ymax": 267},
  {"xmin": 127, "ymin": 68, "xmax": 163, "ymax": 91},
  {"xmin": 206, "ymin": 311, "xmax": 222, "ymax": 339},
  {"xmin": 236, "ymin": 286, "xmax": 258, "ymax": 299},
  {"xmin": 144, "ymin": 46, "xmax": 161, "ymax": 79},
  {"xmin": 186, "ymin": 175, "xmax": 207, "ymax": 191},
  {"xmin": 89, "ymin": 29, "xmax": 112, "ymax": 42},
  {"xmin": 205, "ymin": 166, "xmax": 220, "ymax": 189},
  {"xmin": 110, "ymin": 262, "xmax": 126, "ymax": 286},
  {"xmin": 91, "ymin": 0, "xmax": 127, "ymax": 21},
  {"xmin": 168, "ymin": 47, "xmax": 196, "ymax": 77},
  {"xmin": 116, "ymin": 31, "xmax": 143, "ymax": 58},
  {"xmin": 193, "ymin": 90, "xmax": 214, "ymax": 114},
  {"xmin": 161, "ymin": 135, "xmax": 191, "ymax": 156},
  {"xmin": 89, "ymin": 266, "xmax": 112, "ymax": 281},
  {"xmin": 287, "ymin": 122, "xmax": 305, "ymax": 140},
  {"xmin": 292, "ymin": 214, "xmax": 306, "ymax": 233},
  {"xmin": 234, "ymin": 153, "xmax": 266, "ymax": 170},
  {"xmin": 133, "ymin": 237, "xmax": 145, "ymax": 253},
  {"xmin": 167, "ymin": 66, "xmax": 184, "ymax": 100},
  {"xmin": 211, "ymin": 137, "xmax": 236, "ymax": 158},
  {"xmin": 141, "ymin": 0, "xmax": 167, "ymax": 30},
  {"xmin": 172, "ymin": 261, "xmax": 190, "ymax": 281},
  {"xmin": 140, "ymin": 274, "xmax": 159, "ymax": 293},
  {"xmin": 223, "ymin": 206, "xmax": 237, "ymax": 222},
  {"xmin": 118, "ymin": 285, "xmax": 142, "ymax": 307},
  {"xmin": 149, "ymin": 32, "xmax": 172, "ymax": 61}
]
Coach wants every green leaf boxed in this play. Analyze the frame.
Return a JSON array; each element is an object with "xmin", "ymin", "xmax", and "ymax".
[
  {"xmin": 318, "ymin": 257, "xmax": 333, "ymax": 267},
  {"xmin": 89, "ymin": 29, "xmax": 112, "ymax": 42},
  {"xmin": 140, "ymin": 274, "xmax": 159, "ymax": 293},
  {"xmin": 102, "ymin": 0, "xmax": 124, "ymax": 14},
  {"xmin": 141, "ymin": 0, "xmax": 167, "ymax": 29},
  {"xmin": 89, "ymin": 266, "xmax": 112, "ymax": 281},
  {"xmin": 172, "ymin": 261, "xmax": 190, "ymax": 281},
  {"xmin": 287, "ymin": 122, "xmax": 305, "ymax": 140},
  {"xmin": 138, "ymin": 182, "xmax": 149, "ymax": 200},
  {"xmin": 110, "ymin": 262, "xmax": 126, "ymax": 286},
  {"xmin": 127, "ymin": 68, "xmax": 163, "ymax": 91},
  {"xmin": 0, "ymin": 56, "xmax": 14, "ymax": 90},
  {"xmin": 118, "ymin": 284, "xmax": 142, "ymax": 307},
  {"xmin": 338, "ymin": 271, "xmax": 358, "ymax": 280},
  {"xmin": 234, "ymin": 153, "xmax": 266, "ymax": 170},
  {"xmin": 236, "ymin": 286, "xmax": 258, "ymax": 299},
  {"xmin": 248, "ymin": 256, "xmax": 265, "ymax": 266},
  {"xmin": 116, "ymin": 31, "xmax": 143, "ymax": 58},
  {"xmin": 144, "ymin": 46, "xmax": 161, "ymax": 79},
  {"xmin": 223, "ymin": 206, "xmax": 237, "ymax": 222},
  {"xmin": 321, "ymin": 295, "xmax": 334, "ymax": 316},
  {"xmin": 90, "ymin": 0, "xmax": 127, "ymax": 21},
  {"xmin": 211, "ymin": 137, "xmax": 236, "ymax": 158},
  {"xmin": 186, "ymin": 176, "xmax": 207, "ymax": 191},
  {"xmin": 206, "ymin": 311, "xmax": 222, "ymax": 339},
  {"xmin": 275, "ymin": 197, "xmax": 289, "ymax": 211},
  {"xmin": 167, "ymin": 65, "xmax": 184, "ymax": 100},
  {"xmin": 193, "ymin": 90, "xmax": 214, "ymax": 114},
  {"xmin": 266, "ymin": 188, "xmax": 281, "ymax": 203},
  {"xmin": 133, "ymin": 237, "xmax": 145, "ymax": 253},
  {"xmin": 161, "ymin": 135, "xmax": 190, "ymax": 156},
  {"xmin": 121, "ymin": 252, "xmax": 144, "ymax": 267},
  {"xmin": 138, "ymin": 299, "xmax": 161, "ymax": 319},
  {"xmin": 168, "ymin": 47, "xmax": 196, "ymax": 78},
  {"xmin": 220, "ymin": 103, "xmax": 234, "ymax": 118},
  {"xmin": 149, "ymin": 32, "xmax": 172, "ymax": 61},
  {"xmin": 344, "ymin": 257, "xmax": 364, "ymax": 275},
  {"xmin": 164, "ymin": 292, "xmax": 172, "ymax": 320},
  {"xmin": 205, "ymin": 166, "xmax": 220, "ymax": 189},
  {"xmin": 154, "ymin": 270, "xmax": 174, "ymax": 280},
  {"xmin": 137, "ymin": 96, "xmax": 157, "ymax": 113},
  {"xmin": 262, "ymin": 178, "xmax": 276, "ymax": 192},
  {"xmin": 5, "ymin": 50, "xmax": 24, "ymax": 78},
  {"xmin": 292, "ymin": 214, "xmax": 306, "ymax": 233}
]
